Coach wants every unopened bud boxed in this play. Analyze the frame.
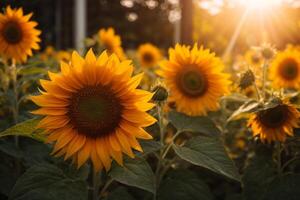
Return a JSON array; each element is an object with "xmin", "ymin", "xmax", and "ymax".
[{"xmin": 238, "ymin": 70, "xmax": 255, "ymax": 90}]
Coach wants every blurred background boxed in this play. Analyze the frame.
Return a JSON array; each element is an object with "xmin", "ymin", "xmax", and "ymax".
[{"xmin": 1, "ymin": 0, "xmax": 300, "ymax": 55}]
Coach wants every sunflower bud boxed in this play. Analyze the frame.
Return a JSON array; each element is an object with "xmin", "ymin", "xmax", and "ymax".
[
  {"xmin": 260, "ymin": 43, "xmax": 276, "ymax": 60},
  {"xmin": 151, "ymin": 81, "xmax": 168, "ymax": 102},
  {"xmin": 238, "ymin": 70, "xmax": 255, "ymax": 90}
]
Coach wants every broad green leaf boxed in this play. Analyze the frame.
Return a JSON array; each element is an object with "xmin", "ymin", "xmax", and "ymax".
[
  {"xmin": 242, "ymin": 147, "xmax": 277, "ymax": 200},
  {"xmin": 158, "ymin": 170, "xmax": 214, "ymax": 200},
  {"xmin": 137, "ymin": 140, "xmax": 162, "ymax": 156},
  {"xmin": 0, "ymin": 161, "xmax": 18, "ymax": 196},
  {"xmin": 109, "ymin": 157, "xmax": 155, "ymax": 193},
  {"xmin": 18, "ymin": 66, "xmax": 47, "ymax": 76},
  {"xmin": 104, "ymin": 187, "xmax": 136, "ymax": 200},
  {"xmin": 21, "ymin": 139, "xmax": 51, "ymax": 167},
  {"xmin": 0, "ymin": 140, "xmax": 23, "ymax": 158},
  {"xmin": 0, "ymin": 119, "xmax": 45, "ymax": 142},
  {"xmin": 227, "ymin": 100, "xmax": 262, "ymax": 122},
  {"xmin": 173, "ymin": 136, "xmax": 240, "ymax": 181},
  {"xmin": 169, "ymin": 111, "xmax": 220, "ymax": 136},
  {"xmin": 9, "ymin": 164, "xmax": 88, "ymax": 200},
  {"xmin": 263, "ymin": 174, "xmax": 300, "ymax": 200}
]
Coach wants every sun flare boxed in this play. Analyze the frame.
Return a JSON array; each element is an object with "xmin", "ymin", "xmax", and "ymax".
[{"xmin": 237, "ymin": 0, "xmax": 282, "ymax": 11}]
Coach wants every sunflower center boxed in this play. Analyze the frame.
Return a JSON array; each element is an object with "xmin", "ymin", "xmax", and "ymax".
[
  {"xmin": 103, "ymin": 40, "xmax": 114, "ymax": 53},
  {"xmin": 280, "ymin": 58, "xmax": 299, "ymax": 80},
  {"xmin": 68, "ymin": 86, "xmax": 123, "ymax": 138},
  {"xmin": 176, "ymin": 67, "xmax": 208, "ymax": 97},
  {"xmin": 251, "ymin": 54, "xmax": 260, "ymax": 64},
  {"xmin": 2, "ymin": 21, "xmax": 22, "ymax": 44},
  {"xmin": 259, "ymin": 105, "xmax": 288, "ymax": 128},
  {"xmin": 142, "ymin": 52, "xmax": 154, "ymax": 64}
]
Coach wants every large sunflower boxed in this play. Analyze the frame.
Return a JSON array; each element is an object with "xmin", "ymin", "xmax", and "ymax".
[
  {"xmin": 98, "ymin": 27, "xmax": 126, "ymax": 61},
  {"xmin": 248, "ymin": 100, "xmax": 300, "ymax": 143},
  {"xmin": 0, "ymin": 6, "xmax": 41, "ymax": 62},
  {"xmin": 158, "ymin": 44, "xmax": 231, "ymax": 116},
  {"xmin": 137, "ymin": 43, "xmax": 162, "ymax": 68},
  {"xmin": 269, "ymin": 49, "xmax": 300, "ymax": 89},
  {"xmin": 31, "ymin": 49, "xmax": 156, "ymax": 171}
]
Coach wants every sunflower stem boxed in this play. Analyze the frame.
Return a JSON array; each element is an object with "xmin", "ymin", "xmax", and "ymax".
[
  {"xmin": 276, "ymin": 142, "xmax": 282, "ymax": 176},
  {"xmin": 10, "ymin": 60, "xmax": 21, "ymax": 176},
  {"xmin": 154, "ymin": 103, "xmax": 165, "ymax": 200},
  {"xmin": 262, "ymin": 60, "xmax": 268, "ymax": 101},
  {"xmin": 92, "ymin": 169, "xmax": 101, "ymax": 200}
]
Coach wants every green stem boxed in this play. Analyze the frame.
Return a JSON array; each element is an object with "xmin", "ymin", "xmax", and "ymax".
[
  {"xmin": 262, "ymin": 60, "xmax": 268, "ymax": 101},
  {"xmin": 276, "ymin": 142, "xmax": 282, "ymax": 176},
  {"xmin": 99, "ymin": 178, "xmax": 113, "ymax": 199},
  {"xmin": 92, "ymin": 170, "xmax": 101, "ymax": 200},
  {"xmin": 153, "ymin": 104, "xmax": 165, "ymax": 200},
  {"xmin": 10, "ymin": 61, "xmax": 21, "ymax": 175},
  {"xmin": 162, "ymin": 131, "xmax": 181, "ymax": 159},
  {"xmin": 253, "ymin": 81, "xmax": 261, "ymax": 101},
  {"xmin": 281, "ymin": 157, "xmax": 300, "ymax": 172}
]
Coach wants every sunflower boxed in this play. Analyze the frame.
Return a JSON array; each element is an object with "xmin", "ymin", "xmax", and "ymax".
[
  {"xmin": 31, "ymin": 49, "xmax": 156, "ymax": 171},
  {"xmin": 269, "ymin": 49, "xmax": 300, "ymax": 89},
  {"xmin": 98, "ymin": 27, "xmax": 126, "ymax": 60},
  {"xmin": 0, "ymin": 6, "xmax": 41, "ymax": 62},
  {"xmin": 158, "ymin": 44, "xmax": 231, "ymax": 116},
  {"xmin": 137, "ymin": 43, "xmax": 162, "ymax": 67},
  {"xmin": 248, "ymin": 100, "xmax": 300, "ymax": 143},
  {"xmin": 245, "ymin": 50, "xmax": 262, "ymax": 67}
]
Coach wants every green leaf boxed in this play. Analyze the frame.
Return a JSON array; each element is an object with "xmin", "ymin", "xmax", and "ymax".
[
  {"xmin": 169, "ymin": 111, "xmax": 220, "ymax": 136},
  {"xmin": 227, "ymin": 100, "xmax": 262, "ymax": 122},
  {"xmin": 263, "ymin": 174, "xmax": 300, "ymax": 200},
  {"xmin": 109, "ymin": 157, "xmax": 155, "ymax": 193},
  {"xmin": 0, "ymin": 161, "xmax": 18, "ymax": 196},
  {"xmin": 104, "ymin": 187, "xmax": 136, "ymax": 200},
  {"xmin": 9, "ymin": 164, "xmax": 88, "ymax": 200},
  {"xmin": 137, "ymin": 140, "xmax": 162, "ymax": 156},
  {"xmin": 173, "ymin": 136, "xmax": 240, "ymax": 182},
  {"xmin": 0, "ymin": 119, "xmax": 45, "ymax": 142},
  {"xmin": 242, "ymin": 147, "xmax": 277, "ymax": 200},
  {"xmin": 18, "ymin": 66, "xmax": 47, "ymax": 76},
  {"xmin": 158, "ymin": 170, "xmax": 214, "ymax": 200},
  {"xmin": 0, "ymin": 140, "xmax": 23, "ymax": 158}
]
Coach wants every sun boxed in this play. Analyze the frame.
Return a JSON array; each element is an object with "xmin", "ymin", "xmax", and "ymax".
[{"xmin": 237, "ymin": 0, "xmax": 282, "ymax": 11}]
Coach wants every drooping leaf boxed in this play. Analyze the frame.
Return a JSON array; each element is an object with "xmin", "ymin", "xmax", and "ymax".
[
  {"xmin": 227, "ymin": 100, "xmax": 262, "ymax": 122},
  {"xmin": 0, "ymin": 119, "xmax": 45, "ymax": 142},
  {"xmin": 173, "ymin": 136, "xmax": 240, "ymax": 182},
  {"xmin": 9, "ymin": 164, "xmax": 88, "ymax": 200},
  {"xmin": 109, "ymin": 157, "xmax": 155, "ymax": 193},
  {"xmin": 158, "ymin": 170, "xmax": 214, "ymax": 200},
  {"xmin": 169, "ymin": 111, "xmax": 220, "ymax": 136}
]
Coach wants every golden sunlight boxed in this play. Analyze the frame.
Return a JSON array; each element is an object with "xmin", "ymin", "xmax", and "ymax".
[{"xmin": 238, "ymin": 0, "xmax": 282, "ymax": 11}]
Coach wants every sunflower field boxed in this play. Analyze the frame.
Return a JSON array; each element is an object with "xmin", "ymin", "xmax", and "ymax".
[{"xmin": 1, "ymin": 0, "xmax": 300, "ymax": 200}]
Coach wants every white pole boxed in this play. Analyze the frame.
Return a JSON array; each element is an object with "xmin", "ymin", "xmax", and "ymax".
[{"xmin": 74, "ymin": 0, "xmax": 86, "ymax": 54}]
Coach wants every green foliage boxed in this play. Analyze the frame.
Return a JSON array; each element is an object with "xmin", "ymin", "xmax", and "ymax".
[
  {"xmin": 158, "ymin": 170, "xmax": 214, "ymax": 200},
  {"xmin": 104, "ymin": 187, "xmax": 135, "ymax": 200},
  {"xmin": 109, "ymin": 157, "xmax": 155, "ymax": 193},
  {"xmin": 242, "ymin": 147, "xmax": 277, "ymax": 200},
  {"xmin": 9, "ymin": 164, "xmax": 88, "ymax": 200},
  {"xmin": 0, "ymin": 119, "xmax": 45, "ymax": 141},
  {"xmin": 263, "ymin": 174, "xmax": 300, "ymax": 200},
  {"xmin": 169, "ymin": 111, "xmax": 221, "ymax": 136},
  {"xmin": 173, "ymin": 136, "xmax": 240, "ymax": 182}
]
